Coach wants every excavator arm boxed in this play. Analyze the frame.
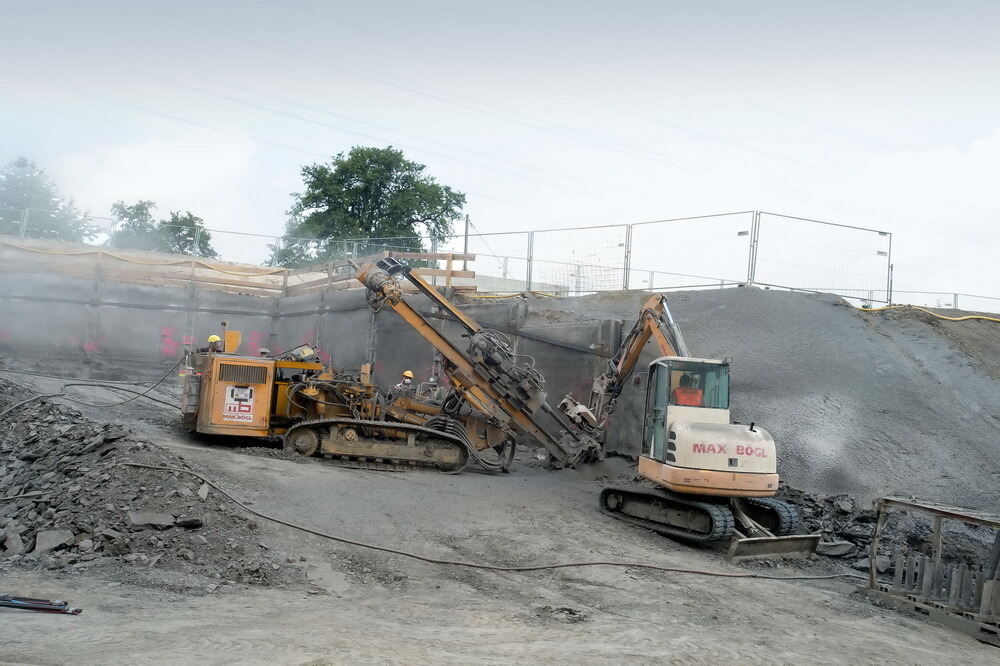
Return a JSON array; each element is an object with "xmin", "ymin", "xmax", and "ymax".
[
  {"xmin": 356, "ymin": 258, "xmax": 599, "ymax": 467},
  {"xmin": 560, "ymin": 294, "xmax": 690, "ymax": 441}
]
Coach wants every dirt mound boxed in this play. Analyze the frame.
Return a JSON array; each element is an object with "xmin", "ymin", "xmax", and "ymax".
[{"xmin": 0, "ymin": 384, "xmax": 305, "ymax": 589}]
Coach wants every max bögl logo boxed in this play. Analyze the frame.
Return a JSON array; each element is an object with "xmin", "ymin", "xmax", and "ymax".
[{"xmin": 223, "ymin": 385, "xmax": 255, "ymax": 422}]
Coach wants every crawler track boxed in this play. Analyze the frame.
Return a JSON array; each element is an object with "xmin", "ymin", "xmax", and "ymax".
[
  {"xmin": 600, "ymin": 483, "xmax": 736, "ymax": 543},
  {"xmin": 284, "ymin": 417, "xmax": 470, "ymax": 473}
]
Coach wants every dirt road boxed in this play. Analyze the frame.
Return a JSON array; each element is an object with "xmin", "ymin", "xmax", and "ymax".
[{"xmin": 2, "ymin": 409, "xmax": 997, "ymax": 664}]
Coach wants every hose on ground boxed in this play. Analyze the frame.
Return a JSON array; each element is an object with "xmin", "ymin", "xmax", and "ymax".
[
  {"xmin": 861, "ymin": 304, "xmax": 1000, "ymax": 323},
  {"xmin": 122, "ymin": 462, "xmax": 867, "ymax": 583},
  {"xmin": 0, "ymin": 368, "xmax": 158, "ymax": 384},
  {"xmin": 0, "ymin": 359, "xmax": 182, "ymax": 418}
]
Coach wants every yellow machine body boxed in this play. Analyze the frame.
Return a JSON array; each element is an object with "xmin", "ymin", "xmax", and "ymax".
[
  {"xmin": 184, "ymin": 352, "xmax": 327, "ymax": 437},
  {"xmin": 195, "ymin": 355, "xmax": 274, "ymax": 437}
]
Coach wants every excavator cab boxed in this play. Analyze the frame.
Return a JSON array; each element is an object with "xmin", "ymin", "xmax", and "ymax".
[
  {"xmin": 624, "ymin": 356, "xmax": 821, "ymax": 559},
  {"xmin": 640, "ymin": 356, "xmax": 778, "ymax": 497}
]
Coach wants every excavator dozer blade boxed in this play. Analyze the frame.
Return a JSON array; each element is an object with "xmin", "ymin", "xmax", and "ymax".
[{"xmin": 726, "ymin": 533, "xmax": 821, "ymax": 561}]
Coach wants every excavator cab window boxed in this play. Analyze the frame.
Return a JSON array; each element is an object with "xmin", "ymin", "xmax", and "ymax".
[{"xmin": 666, "ymin": 361, "xmax": 730, "ymax": 409}]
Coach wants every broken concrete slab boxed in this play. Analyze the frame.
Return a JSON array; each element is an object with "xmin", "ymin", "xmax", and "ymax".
[
  {"xmin": 33, "ymin": 529, "xmax": 74, "ymax": 554},
  {"xmin": 852, "ymin": 556, "xmax": 893, "ymax": 573},
  {"xmin": 3, "ymin": 532, "xmax": 24, "ymax": 555},
  {"xmin": 816, "ymin": 540, "xmax": 857, "ymax": 557},
  {"xmin": 174, "ymin": 515, "xmax": 203, "ymax": 529},
  {"xmin": 127, "ymin": 511, "xmax": 175, "ymax": 531}
]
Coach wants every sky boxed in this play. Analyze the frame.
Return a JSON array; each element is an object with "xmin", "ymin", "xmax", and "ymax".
[{"xmin": 1, "ymin": 0, "xmax": 999, "ymax": 305}]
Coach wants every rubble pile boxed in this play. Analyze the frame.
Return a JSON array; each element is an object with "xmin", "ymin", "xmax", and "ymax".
[
  {"xmin": 781, "ymin": 485, "xmax": 992, "ymax": 572},
  {"xmin": 0, "ymin": 387, "xmax": 302, "ymax": 588}
]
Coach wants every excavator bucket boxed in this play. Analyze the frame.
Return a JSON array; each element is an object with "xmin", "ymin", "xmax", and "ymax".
[{"xmin": 726, "ymin": 533, "xmax": 821, "ymax": 561}]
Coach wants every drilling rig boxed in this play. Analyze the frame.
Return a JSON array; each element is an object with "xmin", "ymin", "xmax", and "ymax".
[{"xmin": 179, "ymin": 259, "xmax": 599, "ymax": 472}]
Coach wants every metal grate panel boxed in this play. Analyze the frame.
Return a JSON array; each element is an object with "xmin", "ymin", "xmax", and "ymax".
[{"xmin": 218, "ymin": 363, "xmax": 267, "ymax": 385}]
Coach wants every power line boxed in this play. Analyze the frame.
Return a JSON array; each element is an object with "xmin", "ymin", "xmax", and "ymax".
[
  {"xmin": 624, "ymin": 108, "xmax": 848, "ymax": 176},
  {"xmin": 62, "ymin": 89, "xmax": 566, "ymax": 219},
  {"xmin": 157, "ymin": 10, "xmax": 703, "ymax": 174},
  {"xmin": 211, "ymin": 78, "xmax": 620, "ymax": 193},
  {"xmin": 152, "ymin": 76, "xmax": 597, "ymax": 195}
]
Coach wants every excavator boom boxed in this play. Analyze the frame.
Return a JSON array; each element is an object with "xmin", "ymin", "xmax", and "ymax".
[{"xmin": 560, "ymin": 294, "xmax": 690, "ymax": 440}]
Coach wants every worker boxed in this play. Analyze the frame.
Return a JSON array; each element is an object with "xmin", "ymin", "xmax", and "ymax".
[
  {"xmin": 424, "ymin": 375, "xmax": 446, "ymax": 402},
  {"xmin": 392, "ymin": 370, "xmax": 416, "ymax": 398},
  {"xmin": 672, "ymin": 373, "xmax": 704, "ymax": 407},
  {"xmin": 199, "ymin": 335, "xmax": 224, "ymax": 353}
]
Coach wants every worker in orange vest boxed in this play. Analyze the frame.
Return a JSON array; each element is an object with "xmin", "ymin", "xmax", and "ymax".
[{"xmin": 672, "ymin": 373, "xmax": 704, "ymax": 407}]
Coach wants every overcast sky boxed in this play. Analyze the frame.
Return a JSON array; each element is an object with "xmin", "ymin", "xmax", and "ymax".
[{"xmin": 2, "ymin": 0, "xmax": 998, "ymax": 303}]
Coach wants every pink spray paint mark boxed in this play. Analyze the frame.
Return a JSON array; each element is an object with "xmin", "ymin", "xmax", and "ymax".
[
  {"xmin": 246, "ymin": 330, "xmax": 267, "ymax": 352},
  {"xmin": 160, "ymin": 326, "xmax": 180, "ymax": 357}
]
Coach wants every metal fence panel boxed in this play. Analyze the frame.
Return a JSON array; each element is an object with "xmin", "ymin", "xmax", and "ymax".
[
  {"xmin": 753, "ymin": 211, "xmax": 892, "ymax": 303},
  {"xmin": 6, "ymin": 206, "xmax": 995, "ymax": 310},
  {"xmin": 530, "ymin": 225, "xmax": 629, "ymax": 295},
  {"xmin": 628, "ymin": 211, "xmax": 754, "ymax": 290}
]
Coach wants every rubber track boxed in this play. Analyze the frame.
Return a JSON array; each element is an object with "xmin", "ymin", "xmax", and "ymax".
[
  {"xmin": 599, "ymin": 484, "xmax": 735, "ymax": 543},
  {"xmin": 284, "ymin": 417, "xmax": 469, "ymax": 473},
  {"xmin": 743, "ymin": 497, "xmax": 802, "ymax": 536}
]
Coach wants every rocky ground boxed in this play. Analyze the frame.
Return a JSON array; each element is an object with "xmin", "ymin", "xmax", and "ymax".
[{"xmin": 0, "ymin": 387, "xmax": 306, "ymax": 591}]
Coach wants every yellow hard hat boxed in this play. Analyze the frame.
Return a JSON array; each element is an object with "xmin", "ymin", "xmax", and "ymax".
[
  {"xmin": 402, "ymin": 370, "xmax": 414, "ymax": 379},
  {"xmin": 207, "ymin": 335, "xmax": 222, "ymax": 343}
]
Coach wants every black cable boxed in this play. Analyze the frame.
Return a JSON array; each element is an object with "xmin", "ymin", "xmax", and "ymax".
[
  {"xmin": 0, "ymin": 367, "xmax": 158, "ymax": 385},
  {"xmin": 0, "ymin": 359, "xmax": 183, "ymax": 418},
  {"xmin": 123, "ymin": 462, "xmax": 867, "ymax": 583}
]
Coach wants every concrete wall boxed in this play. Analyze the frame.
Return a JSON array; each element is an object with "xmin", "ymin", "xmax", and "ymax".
[
  {"xmin": 0, "ymin": 271, "xmax": 611, "ymax": 414},
  {"xmin": 0, "ymin": 272, "xmax": 278, "ymax": 378}
]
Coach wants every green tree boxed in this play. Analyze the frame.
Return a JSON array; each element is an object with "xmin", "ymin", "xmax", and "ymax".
[
  {"xmin": 111, "ymin": 200, "xmax": 217, "ymax": 257},
  {"xmin": 159, "ymin": 211, "xmax": 218, "ymax": 258},
  {"xmin": 110, "ymin": 200, "xmax": 159, "ymax": 251},
  {"xmin": 272, "ymin": 146, "xmax": 465, "ymax": 267},
  {"xmin": 0, "ymin": 157, "xmax": 92, "ymax": 242}
]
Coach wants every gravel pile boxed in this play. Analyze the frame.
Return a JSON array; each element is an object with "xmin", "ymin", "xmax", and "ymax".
[
  {"xmin": 0, "ymin": 385, "xmax": 303, "ymax": 589},
  {"xmin": 510, "ymin": 288, "xmax": 1000, "ymax": 508}
]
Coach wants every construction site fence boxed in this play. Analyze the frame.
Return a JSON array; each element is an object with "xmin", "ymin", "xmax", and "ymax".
[{"xmin": 4, "ymin": 206, "xmax": 996, "ymax": 313}]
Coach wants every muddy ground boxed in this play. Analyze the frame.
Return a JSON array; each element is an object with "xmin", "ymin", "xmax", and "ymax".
[{"xmin": 2, "ymin": 375, "xmax": 997, "ymax": 664}]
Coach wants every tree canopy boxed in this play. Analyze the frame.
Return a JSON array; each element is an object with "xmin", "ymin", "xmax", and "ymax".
[
  {"xmin": 272, "ymin": 146, "xmax": 465, "ymax": 267},
  {"xmin": 0, "ymin": 157, "xmax": 92, "ymax": 242},
  {"xmin": 111, "ymin": 200, "xmax": 218, "ymax": 257}
]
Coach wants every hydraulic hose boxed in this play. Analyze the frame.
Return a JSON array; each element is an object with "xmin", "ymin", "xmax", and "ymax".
[{"xmin": 860, "ymin": 304, "xmax": 1000, "ymax": 323}]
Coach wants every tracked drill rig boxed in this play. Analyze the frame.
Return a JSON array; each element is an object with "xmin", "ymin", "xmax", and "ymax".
[{"xmin": 558, "ymin": 294, "xmax": 819, "ymax": 558}]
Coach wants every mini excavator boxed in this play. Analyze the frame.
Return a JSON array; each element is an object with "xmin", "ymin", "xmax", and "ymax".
[
  {"xmin": 558, "ymin": 294, "xmax": 820, "ymax": 559},
  {"xmin": 179, "ymin": 258, "xmax": 599, "ymax": 473}
]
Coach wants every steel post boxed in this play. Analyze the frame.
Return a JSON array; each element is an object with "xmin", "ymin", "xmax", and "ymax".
[
  {"xmin": 622, "ymin": 224, "xmax": 633, "ymax": 290},
  {"xmin": 18, "ymin": 208, "xmax": 29, "ymax": 238},
  {"xmin": 525, "ymin": 231, "xmax": 534, "ymax": 292}
]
